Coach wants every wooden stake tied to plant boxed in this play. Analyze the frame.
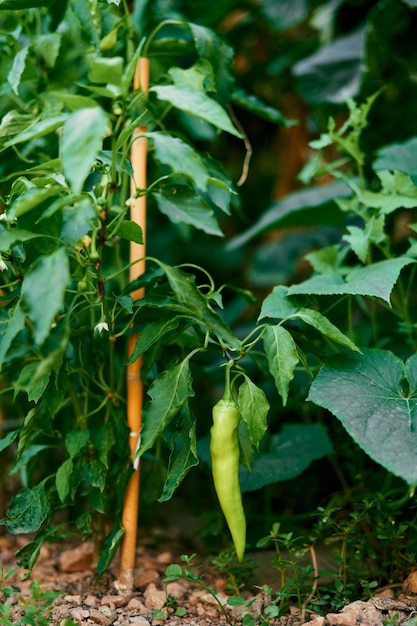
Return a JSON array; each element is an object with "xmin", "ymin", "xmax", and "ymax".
[{"xmin": 118, "ymin": 56, "xmax": 149, "ymax": 593}]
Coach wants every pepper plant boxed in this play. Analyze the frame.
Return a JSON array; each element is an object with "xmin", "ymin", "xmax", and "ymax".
[
  {"xmin": 0, "ymin": 0, "xmax": 301, "ymax": 572},
  {"xmin": 2, "ymin": 0, "xmax": 417, "ymax": 581}
]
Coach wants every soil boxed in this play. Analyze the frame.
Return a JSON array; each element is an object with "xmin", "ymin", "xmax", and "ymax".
[{"xmin": 2, "ymin": 516, "xmax": 417, "ymax": 626}]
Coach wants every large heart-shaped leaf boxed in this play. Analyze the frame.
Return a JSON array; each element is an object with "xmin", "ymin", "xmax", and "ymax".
[
  {"xmin": 308, "ymin": 349, "xmax": 417, "ymax": 485},
  {"xmin": 239, "ymin": 423, "xmax": 333, "ymax": 492}
]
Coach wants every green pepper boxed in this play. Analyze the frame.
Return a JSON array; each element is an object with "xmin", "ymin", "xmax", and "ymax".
[{"xmin": 210, "ymin": 386, "xmax": 246, "ymax": 561}]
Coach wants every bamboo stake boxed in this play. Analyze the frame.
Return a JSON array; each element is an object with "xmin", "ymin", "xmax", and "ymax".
[{"xmin": 118, "ymin": 56, "xmax": 149, "ymax": 594}]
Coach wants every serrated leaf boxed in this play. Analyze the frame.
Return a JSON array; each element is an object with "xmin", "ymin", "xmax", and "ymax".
[
  {"xmin": 2, "ymin": 483, "xmax": 49, "ymax": 534},
  {"xmin": 147, "ymin": 132, "xmax": 210, "ymax": 192},
  {"xmin": 56, "ymin": 458, "xmax": 73, "ymax": 502},
  {"xmin": 138, "ymin": 356, "xmax": 195, "ymax": 458},
  {"xmin": 263, "ymin": 325, "xmax": 299, "ymax": 406},
  {"xmin": 287, "ymin": 258, "xmax": 415, "ymax": 304},
  {"xmin": 238, "ymin": 423, "xmax": 333, "ymax": 492},
  {"xmin": 238, "ymin": 376, "xmax": 269, "ymax": 449},
  {"xmin": 357, "ymin": 171, "xmax": 417, "ymax": 215},
  {"xmin": 62, "ymin": 107, "xmax": 108, "ymax": 193},
  {"xmin": 22, "ymin": 248, "xmax": 70, "ymax": 345},
  {"xmin": 153, "ymin": 183, "xmax": 222, "ymax": 236},
  {"xmin": 0, "ymin": 300, "xmax": 25, "ymax": 364},
  {"xmin": 308, "ymin": 349, "xmax": 417, "ymax": 485},
  {"xmin": 158, "ymin": 403, "xmax": 198, "ymax": 502},
  {"xmin": 150, "ymin": 85, "xmax": 241, "ymax": 138}
]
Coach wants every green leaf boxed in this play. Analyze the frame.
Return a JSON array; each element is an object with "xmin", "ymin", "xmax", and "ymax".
[
  {"xmin": 150, "ymin": 85, "xmax": 242, "ymax": 138},
  {"xmin": 239, "ymin": 423, "xmax": 333, "ymax": 492},
  {"xmin": 86, "ymin": 458, "xmax": 106, "ymax": 491},
  {"xmin": 168, "ymin": 59, "xmax": 215, "ymax": 92},
  {"xmin": 227, "ymin": 182, "xmax": 350, "ymax": 249},
  {"xmin": 0, "ymin": 0, "xmax": 56, "ymax": 6},
  {"xmin": 49, "ymin": 91, "xmax": 99, "ymax": 111},
  {"xmin": 258, "ymin": 285, "xmax": 300, "ymax": 321},
  {"xmin": 0, "ymin": 429, "xmax": 19, "ymax": 453},
  {"xmin": 7, "ymin": 46, "xmax": 29, "ymax": 95},
  {"xmin": 343, "ymin": 215, "xmax": 386, "ymax": 262},
  {"xmin": 14, "ymin": 362, "xmax": 51, "ymax": 402},
  {"xmin": 154, "ymin": 184, "xmax": 223, "ymax": 236},
  {"xmin": 158, "ymin": 403, "xmax": 198, "ymax": 502},
  {"xmin": 11, "ymin": 444, "xmax": 53, "ymax": 475},
  {"xmin": 4, "ymin": 115, "xmax": 68, "ymax": 148},
  {"xmin": 88, "ymin": 56, "xmax": 124, "ymax": 85},
  {"xmin": 308, "ymin": 349, "xmax": 417, "ymax": 485},
  {"xmin": 287, "ymin": 258, "xmax": 415, "ymax": 304},
  {"xmin": 62, "ymin": 107, "xmax": 108, "ymax": 193},
  {"xmin": 65, "ymin": 429, "xmax": 89, "ymax": 459},
  {"xmin": 0, "ymin": 228, "xmax": 43, "ymax": 251},
  {"xmin": 127, "ymin": 317, "xmax": 182, "ymax": 363},
  {"xmin": 260, "ymin": 0, "xmax": 308, "ymax": 31},
  {"xmin": 14, "ymin": 538, "xmax": 43, "ymax": 573},
  {"xmin": 157, "ymin": 262, "xmax": 241, "ymax": 350},
  {"xmin": 232, "ymin": 88, "xmax": 288, "ymax": 125},
  {"xmin": 238, "ymin": 376, "xmax": 269, "ymax": 450},
  {"xmin": 8, "ymin": 186, "xmax": 63, "ymax": 219},
  {"xmin": 95, "ymin": 522, "xmax": 125, "ymax": 580},
  {"xmin": 15, "ymin": 408, "xmax": 37, "ymax": 462},
  {"xmin": 0, "ymin": 300, "xmax": 25, "ymax": 364},
  {"xmin": 147, "ymin": 132, "xmax": 210, "ymax": 192},
  {"xmin": 187, "ymin": 22, "xmax": 234, "ymax": 105},
  {"xmin": 22, "ymin": 248, "xmax": 70, "ymax": 345},
  {"xmin": 33, "ymin": 33, "xmax": 61, "ymax": 68},
  {"xmin": 117, "ymin": 220, "xmax": 143, "ymax": 244},
  {"xmin": 56, "ymin": 458, "xmax": 73, "ymax": 503},
  {"xmin": 356, "ymin": 171, "xmax": 417, "ymax": 215},
  {"xmin": 293, "ymin": 28, "xmax": 365, "ymax": 105},
  {"xmin": 294, "ymin": 309, "xmax": 360, "ymax": 352},
  {"xmin": 2, "ymin": 483, "xmax": 49, "ymax": 534},
  {"xmin": 138, "ymin": 356, "xmax": 195, "ymax": 458},
  {"xmin": 305, "ymin": 245, "xmax": 346, "ymax": 275},
  {"xmin": 374, "ymin": 136, "xmax": 417, "ymax": 176},
  {"xmin": 92, "ymin": 424, "xmax": 115, "ymax": 468},
  {"xmin": 61, "ymin": 198, "xmax": 97, "ymax": 241},
  {"xmin": 259, "ymin": 286, "xmax": 359, "ymax": 352},
  {"xmin": 263, "ymin": 325, "xmax": 299, "ymax": 406}
]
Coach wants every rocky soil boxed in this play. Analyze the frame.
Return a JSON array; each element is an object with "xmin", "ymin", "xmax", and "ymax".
[{"xmin": 2, "ymin": 521, "xmax": 417, "ymax": 626}]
